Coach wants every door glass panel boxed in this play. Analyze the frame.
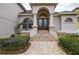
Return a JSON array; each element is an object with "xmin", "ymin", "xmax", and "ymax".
[
  {"xmin": 44, "ymin": 19, "xmax": 48, "ymax": 26},
  {"xmin": 39, "ymin": 19, "xmax": 42, "ymax": 26},
  {"xmin": 38, "ymin": 18, "xmax": 49, "ymax": 30}
]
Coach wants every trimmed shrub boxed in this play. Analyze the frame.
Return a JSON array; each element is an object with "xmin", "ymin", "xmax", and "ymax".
[
  {"xmin": 59, "ymin": 35, "xmax": 79, "ymax": 55},
  {"xmin": 0, "ymin": 35, "xmax": 30, "ymax": 51}
]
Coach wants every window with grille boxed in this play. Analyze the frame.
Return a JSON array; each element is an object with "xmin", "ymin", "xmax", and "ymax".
[
  {"xmin": 65, "ymin": 18, "xmax": 73, "ymax": 23},
  {"xmin": 22, "ymin": 18, "xmax": 33, "ymax": 30}
]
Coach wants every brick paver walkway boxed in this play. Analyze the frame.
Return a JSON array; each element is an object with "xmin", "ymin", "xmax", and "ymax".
[
  {"xmin": 31, "ymin": 30, "xmax": 57, "ymax": 41},
  {"xmin": 21, "ymin": 30, "xmax": 66, "ymax": 55}
]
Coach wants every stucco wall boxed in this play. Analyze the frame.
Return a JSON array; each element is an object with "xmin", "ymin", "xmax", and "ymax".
[
  {"xmin": 53, "ymin": 16, "xmax": 61, "ymax": 31},
  {"xmin": 0, "ymin": 3, "xmax": 23, "ymax": 38},
  {"xmin": 61, "ymin": 15, "xmax": 77, "ymax": 33}
]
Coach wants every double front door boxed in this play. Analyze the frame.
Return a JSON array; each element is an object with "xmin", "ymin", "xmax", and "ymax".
[{"xmin": 38, "ymin": 18, "xmax": 49, "ymax": 30}]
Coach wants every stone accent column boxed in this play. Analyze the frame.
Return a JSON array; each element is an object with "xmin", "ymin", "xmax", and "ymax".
[
  {"xmin": 49, "ymin": 13, "xmax": 57, "ymax": 37},
  {"xmin": 49, "ymin": 13, "xmax": 54, "ymax": 26},
  {"xmin": 33, "ymin": 14, "xmax": 37, "ymax": 27},
  {"xmin": 30, "ymin": 14, "xmax": 38, "ymax": 38},
  {"xmin": 49, "ymin": 13, "xmax": 55, "ymax": 29}
]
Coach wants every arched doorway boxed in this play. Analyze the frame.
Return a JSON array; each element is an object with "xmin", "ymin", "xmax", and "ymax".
[{"xmin": 37, "ymin": 7, "xmax": 49, "ymax": 30}]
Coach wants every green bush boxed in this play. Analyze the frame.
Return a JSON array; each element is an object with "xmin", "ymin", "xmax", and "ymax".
[
  {"xmin": 59, "ymin": 35, "xmax": 79, "ymax": 55},
  {"xmin": 0, "ymin": 35, "xmax": 30, "ymax": 51}
]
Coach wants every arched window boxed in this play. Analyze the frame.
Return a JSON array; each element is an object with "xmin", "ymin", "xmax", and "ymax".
[
  {"xmin": 22, "ymin": 18, "xmax": 33, "ymax": 30},
  {"xmin": 65, "ymin": 18, "xmax": 73, "ymax": 23}
]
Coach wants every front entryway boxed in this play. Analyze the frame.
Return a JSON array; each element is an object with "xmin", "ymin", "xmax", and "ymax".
[
  {"xmin": 38, "ymin": 18, "xmax": 49, "ymax": 30},
  {"xmin": 37, "ymin": 7, "xmax": 50, "ymax": 30}
]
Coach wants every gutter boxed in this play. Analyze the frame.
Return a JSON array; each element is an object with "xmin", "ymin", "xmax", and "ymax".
[{"xmin": 17, "ymin": 3, "xmax": 26, "ymax": 12}]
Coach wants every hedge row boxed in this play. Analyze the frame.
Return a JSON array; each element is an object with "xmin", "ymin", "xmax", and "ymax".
[
  {"xmin": 59, "ymin": 35, "xmax": 79, "ymax": 55},
  {"xmin": 0, "ymin": 35, "xmax": 30, "ymax": 54}
]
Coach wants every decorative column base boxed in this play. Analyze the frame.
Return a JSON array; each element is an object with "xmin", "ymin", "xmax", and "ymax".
[
  {"xmin": 30, "ymin": 25, "xmax": 38, "ymax": 38},
  {"xmin": 49, "ymin": 25, "xmax": 57, "ymax": 37}
]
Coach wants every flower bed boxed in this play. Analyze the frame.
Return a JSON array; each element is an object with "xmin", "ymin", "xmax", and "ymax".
[
  {"xmin": 59, "ymin": 35, "xmax": 79, "ymax": 55},
  {"xmin": 0, "ymin": 35, "xmax": 30, "ymax": 54}
]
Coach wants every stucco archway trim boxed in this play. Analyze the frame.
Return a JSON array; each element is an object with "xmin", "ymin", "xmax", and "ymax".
[{"xmin": 37, "ymin": 7, "xmax": 50, "ymax": 18}]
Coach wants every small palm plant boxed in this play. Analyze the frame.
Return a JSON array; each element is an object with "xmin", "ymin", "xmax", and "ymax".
[{"xmin": 15, "ymin": 23, "xmax": 23, "ymax": 36}]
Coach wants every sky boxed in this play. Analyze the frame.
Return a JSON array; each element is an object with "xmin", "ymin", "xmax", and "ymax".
[
  {"xmin": 22, "ymin": 3, "xmax": 79, "ymax": 12},
  {"xmin": 55, "ymin": 3, "xmax": 79, "ymax": 12}
]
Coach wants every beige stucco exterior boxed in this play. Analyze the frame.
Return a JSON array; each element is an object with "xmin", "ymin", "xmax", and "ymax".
[
  {"xmin": 19, "ymin": 3, "xmax": 58, "ymax": 38},
  {"xmin": 18, "ymin": 3, "xmax": 79, "ymax": 38},
  {"xmin": 0, "ymin": 3, "xmax": 79, "ymax": 38},
  {"xmin": 61, "ymin": 15, "xmax": 77, "ymax": 33}
]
